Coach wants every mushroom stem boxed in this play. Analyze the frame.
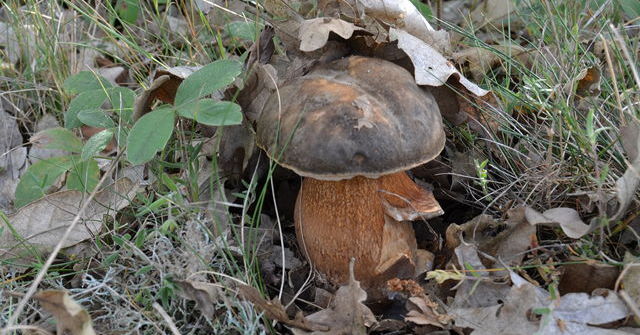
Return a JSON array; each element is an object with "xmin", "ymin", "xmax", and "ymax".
[{"xmin": 294, "ymin": 171, "xmax": 442, "ymax": 291}]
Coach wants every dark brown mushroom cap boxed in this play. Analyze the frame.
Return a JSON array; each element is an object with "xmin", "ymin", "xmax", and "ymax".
[{"xmin": 256, "ymin": 56, "xmax": 445, "ymax": 180}]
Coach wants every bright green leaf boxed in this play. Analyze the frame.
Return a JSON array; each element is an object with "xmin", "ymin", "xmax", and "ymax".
[
  {"xmin": 31, "ymin": 127, "xmax": 83, "ymax": 153},
  {"xmin": 63, "ymin": 71, "xmax": 112, "ymax": 95},
  {"xmin": 126, "ymin": 107, "xmax": 175, "ymax": 165},
  {"xmin": 174, "ymin": 60, "xmax": 242, "ymax": 106},
  {"xmin": 14, "ymin": 156, "xmax": 74, "ymax": 207},
  {"xmin": 77, "ymin": 108, "xmax": 116, "ymax": 128},
  {"xmin": 116, "ymin": 0, "xmax": 140, "ymax": 24},
  {"xmin": 66, "ymin": 157, "xmax": 100, "ymax": 192},
  {"xmin": 178, "ymin": 99, "xmax": 242, "ymax": 126},
  {"xmin": 409, "ymin": 0, "xmax": 432, "ymax": 18},
  {"xmin": 65, "ymin": 89, "xmax": 108, "ymax": 128},
  {"xmin": 81, "ymin": 129, "xmax": 114, "ymax": 160}
]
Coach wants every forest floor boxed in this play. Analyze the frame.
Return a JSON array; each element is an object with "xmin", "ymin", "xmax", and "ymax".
[{"xmin": 1, "ymin": 0, "xmax": 639, "ymax": 334}]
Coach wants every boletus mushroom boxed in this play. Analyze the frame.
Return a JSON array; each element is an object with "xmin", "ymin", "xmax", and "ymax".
[{"xmin": 256, "ymin": 56, "xmax": 445, "ymax": 293}]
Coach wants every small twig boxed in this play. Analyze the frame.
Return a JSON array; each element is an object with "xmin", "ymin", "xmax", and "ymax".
[{"xmin": 152, "ymin": 303, "xmax": 182, "ymax": 335}]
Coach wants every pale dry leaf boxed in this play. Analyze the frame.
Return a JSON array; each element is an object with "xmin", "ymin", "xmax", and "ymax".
[
  {"xmin": 175, "ymin": 280, "xmax": 221, "ymax": 319},
  {"xmin": 613, "ymin": 120, "xmax": 640, "ymax": 221},
  {"xmin": 357, "ymin": 0, "xmax": 434, "ymax": 44},
  {"xmin": 405, "ymin": 295, "xmax": 451, "ymax": 328},
  {"xmin": 293, "ymin": 260, "xmax": 376, "ymax": 335},
  {"xmin": 525, "ymin": 207, "xmax": 596, "ymax": 238},
  {"xmin": 97, "ymin": 66, "xmax": 127, "ymax": 86},
  {"xmin": 389, "ymin": 28, "xmax": 489, "ymax": 96},
  {"xmin": 0, "ymin": 177, "xmax": 140, "ymax": 261},
  {"xmin": 0, "ymin": 110, "xmax": 28, "ymax": 210},
  {"xmin": 469, "ymin": 0, "xmax": 516, "ymax": 27},
  {"xmin": 298, "ymin": 18, "xmax": 361, "ymax": 52},
  {"xmin": 451, "ymin": 243, "xmax": 511, "ymax": 308},
  {"xmin": 452, "ymin": 271, "xmax": 632, "ymax": 335},
  {"xmin": 34, "ymin": 290, "xmax": 96, "ymax": 335},
  {"xmin": 238, "ymin": 284, "xmax": 316, "ymax": 331}
]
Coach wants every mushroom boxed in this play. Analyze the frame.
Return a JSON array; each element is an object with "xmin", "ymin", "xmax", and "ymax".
[{"xmin": 256, "ymin": 56, "xmax": 445, "ymax": 292}]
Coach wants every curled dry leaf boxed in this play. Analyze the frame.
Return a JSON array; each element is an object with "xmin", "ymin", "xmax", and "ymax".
[
  {"xmin": 389, "ymin": 28, "xmax": 489, "ymax": 96},
  {"xmin": 133, "ymin": 66, "xmax": 200, "ymax": 121},
  {"xmin": 574, "ymin": 66, "xmax": 601, "ymax": 97},
  {"xmin": 175, "ymin": 280, "xmax": 221, "ymax": 319},
  {"xmin": 357, "ymin": 0, "xmax": 435, "ymax": 45},
  {"xmin": 1, "ymin": 177, "xmax": 140, "ymax": 261},
  {"xmin": 299, "ymin": 18, "xmax": 362, "ymax": 52},
  {"xmin": 34, "ymin": 290, "xmax": 96, "ymax": 335},
  {"xmin": 524, "ymin": 207, "xmax": 596, "ymax": 239},
  {"xmin": 293, "ymin": 260, "xmax": 377, "ymax": 335},
  {"xmin": 405, "ymin": 294, "xmax": 451, "ymax": 328}
]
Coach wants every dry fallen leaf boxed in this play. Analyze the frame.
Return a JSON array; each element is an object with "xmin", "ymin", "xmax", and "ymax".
[
  {"xmin": 558, "ymin": 259, "xmax": 619, "ymax": 294},
  {"xmin": 524, "ymin": 206, "xmax": 596, "ymax": 238},
  {"xmin": 293, "ymin": 259, "xmax": 377, "ymax": 335},
  {"xmin": 405, "ymin": 294, "xmax": 451, "ymax": 328},
  {"xmin": 357, "ymin": 0, "xmax": 435, "ymax": 45},
  {"xmin": 574, "ymin": 66, "xmax": 601, "ymax": 97},
  {"xmin": 175, "ymin": 280, "xmax": 221, "ymax": 319},
  {"xmin": 133, "ymin": 66, "xmax": 200, "ymax": 121},
  {"xmin": 34, "ymin": 290, "xmax": 96, "ymax": 335},
  {"xmin": 389, "ymin": 28, "xmax": 489, "ymax": 96},
  {"xmin": 452, "ymin": 272, "xmax": 632, "ymax": 335},
  {"xmin": 298, "ymin": 18, "xmax": 361, "ymax": 52},
  {"xmin": 1, "ymin": 177, "xmax": 140, "ymax": 261}
]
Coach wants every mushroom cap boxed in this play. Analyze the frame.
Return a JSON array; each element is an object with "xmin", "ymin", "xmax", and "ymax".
[{"xmin": 256, "ymin": 56, "xmax": 445, "ymax": 180}]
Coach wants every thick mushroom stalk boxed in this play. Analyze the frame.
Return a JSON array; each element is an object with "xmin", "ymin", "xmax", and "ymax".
[{"xmin": 295, "ymin": 171, "xmax": 442, "ymax": 289}]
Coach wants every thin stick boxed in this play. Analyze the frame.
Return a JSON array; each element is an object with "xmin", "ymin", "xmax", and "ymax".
[
  {"xmin": 1, "ymin": 154, "xmax": 122, "ymax": 334},
  {"xmin": 152, "ymin": 303, "xmax": 182, "ymax": 335}
]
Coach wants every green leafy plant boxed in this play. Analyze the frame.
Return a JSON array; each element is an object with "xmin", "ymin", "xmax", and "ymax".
[{"xmin": 14, "ymin": 59, "xmax": 243, "ymax": 207}]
